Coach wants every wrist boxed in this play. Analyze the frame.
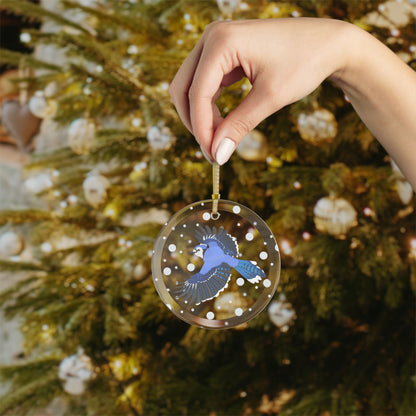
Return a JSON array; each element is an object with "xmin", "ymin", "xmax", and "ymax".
[{"xmin": 328, "ymin": 21, "xmax": 365, "ymax": 87}]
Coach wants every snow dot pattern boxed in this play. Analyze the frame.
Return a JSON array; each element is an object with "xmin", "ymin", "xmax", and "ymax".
[{"xmin": 152, "ymin": 199, "xmax": 280, "ymax": 329}]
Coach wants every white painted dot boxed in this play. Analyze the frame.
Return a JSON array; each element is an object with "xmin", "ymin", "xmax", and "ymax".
[
  {"xmin": 260, "ymin": 251, "xmax": 268, "ymax": 260},
  {"xmin": 235, "ymin": 308, "xmax": 243, "ymax": 316},
  {"xmin": 263, "ymin": 279, "xmax": 271, "ymax": 288},
  {"xmin": 275, "ymin": 244, "xmax": 279, "ymax": 252},
  {"xmin": 245, "ymin": 233, "xmax": 254, "ymax": 241},
  {"xmin": 163, "ymin": 267, "xmax": 171, "ymax": 276},
  {"xmin": 236, "ymin": 277, "xmax": 245, "ymax": 286},
  {"xmin": 233, "ymin": 206, "xmax": 241, "ymax": 214},
  {"xmin": 206, "ymin": 311, "xmax": 215, "ymax": 320},
  {"xmin": 167, "ymin": 304, "xmax": 172, "ymax": 310},
  {"xmin": 202, "ymin": 212, "xmax": 210, "ymax": 221},
  {"xmin": 168, "ymin": 244, "xmax": 176, "ymax": 252},
  {"xmin": 187, "ymin": 263, "xmax": 195, "ymax": 272}
]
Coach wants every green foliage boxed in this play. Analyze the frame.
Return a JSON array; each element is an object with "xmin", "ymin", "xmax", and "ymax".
[{"xmin": 0, "ymin": 358, "xmax": 61, "ymax": 416}]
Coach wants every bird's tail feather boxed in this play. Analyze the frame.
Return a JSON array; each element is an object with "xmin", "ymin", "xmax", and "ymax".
[{"xmin": 236, "ymin": 260, "xmax": 265, "ymax": 284}]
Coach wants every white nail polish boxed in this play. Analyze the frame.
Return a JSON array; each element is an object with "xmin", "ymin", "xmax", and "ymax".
[
  {"xmin": 215, "ymin": 138, "xmax": 236, "ymax": 166},
  {"xmin": 200, "ymin": 146, "xmax": 214, "ymax": 164}
]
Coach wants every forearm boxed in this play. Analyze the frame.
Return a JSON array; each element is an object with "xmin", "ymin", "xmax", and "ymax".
[{"xmin": 330, "ymin": 24, "xmax": 416, "ymax": 190}]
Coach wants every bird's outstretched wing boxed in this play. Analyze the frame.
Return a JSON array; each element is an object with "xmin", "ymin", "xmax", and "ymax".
[
  {"xmin": 173, "ymin": 263, "xmax": 231, "ymax": 305},
  {"xmin": 195, "ymin": 225, "xmax": 238, "ymax": 257}
]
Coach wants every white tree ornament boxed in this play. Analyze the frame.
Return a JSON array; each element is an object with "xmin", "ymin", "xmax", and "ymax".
[
  {"xmin": 297, "ymin": 108, "xmax": 337, "ymax": 145},
  {"xmin": 268, "ymin": 294, "xmax": 296, "ymax": 329},
  {"xmin": 83, "ymin": 173, "xmax": 110, "ymax": 208},
  {"xmin": 216, "ymin": 0, "xmax": 240, "ymax": 16},
  {"xmin": 146, "ymin": 124, "xmax": 174, "ymax": 150},
  {"xmin": 0, "ymin": 231, "xmax": 24, "ymax": 257},
  {"xmin": 68, "ymin": 118, "xmax": 97, "ymax": 155},
  {"xmin": 58, "ymin": 349, "xmax": 95, "ymax": 395},
  {"xmin": 28, "ymin": 91, "xmax": 57, "ymax": 119},
  {"xmin": 236, "ymin": 130, "xmax": 268, "ymax": 162},
  {"xmin": 313, "ymin": 196, "xmax": 358, "ymax": 237}
]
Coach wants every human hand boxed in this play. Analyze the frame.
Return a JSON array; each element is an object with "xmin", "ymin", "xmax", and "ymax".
[
  {"xmin": 169, "ymin": 18, "xmax": 350, "ymax": 165},
  {"xmin": 169, "ymin": 17, "xmax": 416, "ymax": 190}
]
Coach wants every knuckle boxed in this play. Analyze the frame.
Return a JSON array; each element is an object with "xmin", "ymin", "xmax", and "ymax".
[
  {"xmin": 205, "ymin": 21, "xmax": 234, "ymax": 47},
  {"xmin": 205, "ymin": 21, "xmax": 220, "ymax": 32},
  {"xmin": 229, "ymin": 118, "xmax": 252, "ymax": 138}
]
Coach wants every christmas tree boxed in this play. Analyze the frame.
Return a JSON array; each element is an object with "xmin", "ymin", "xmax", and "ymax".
[{"xmin": 0, "ymin": 0, "xmax": 415, "ymax": 415}]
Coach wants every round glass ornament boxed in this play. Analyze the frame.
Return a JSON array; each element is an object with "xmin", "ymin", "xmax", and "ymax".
[{"xmin": 152, "ymin": 199, "xmax": 280, "ymax": 329}]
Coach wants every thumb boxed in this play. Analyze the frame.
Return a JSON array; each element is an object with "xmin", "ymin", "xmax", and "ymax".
[{"xmin": 212, "ymin": 84, "xmax": 276, "ymax": 165}]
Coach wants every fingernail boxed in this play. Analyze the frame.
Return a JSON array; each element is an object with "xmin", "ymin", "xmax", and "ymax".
[
  {"xmin": 200, "ymin": 146, "xmax": 214, "ymax": 164},
  {"xmin": 215, "ymin": 138, "xmax": 236, "ymax": 166}
]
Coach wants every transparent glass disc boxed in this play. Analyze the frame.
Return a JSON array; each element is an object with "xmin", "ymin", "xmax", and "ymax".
[{"xmin": 152, "ymin": 199, "xmax": 280, "ymax": 329}]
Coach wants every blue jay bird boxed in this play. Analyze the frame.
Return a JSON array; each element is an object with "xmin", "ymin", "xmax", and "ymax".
[{"xmin": 173, "ymin": 226, "xmax": 266, "ymax": 305}]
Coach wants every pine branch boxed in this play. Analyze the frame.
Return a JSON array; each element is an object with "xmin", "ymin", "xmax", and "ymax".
[
  {"xmin": 0, "ymin": 210, "xmax": 52, "ymax": 225},
  {"xmin": 0, "ymin": 49, "xmax": 61, "ymax": 72},
  {"xmin": 0, "ymin": 275, "xmax": 40, "ymax": 313},
  {"xmin": 0, "ymin": 356, "xmax": 60, "ymax": 382},
  {"xmin": 0, "ymin": 260, "xmax": 43, "ymax": 272},
  {"xmin": 28, "ymin": 147, "xmax": 82, "ymax": 170},
  {"xmin": 62, "ymin": 0, "xmax": 162, "ymax": 39},
  {"xmin": 57, "ymin": 32, "xmax": 143, "ymax": 91},
  {"xmin": 0, "ymin": 0, "xmax": 91, "ymax": 35},
  {"xmin": 0, "ymin": 361, "xmax": 60, "ymax": 416}
]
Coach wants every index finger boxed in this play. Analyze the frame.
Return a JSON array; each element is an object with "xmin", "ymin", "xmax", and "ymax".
[
  {"xmin": 169, "ymin": 37, "xmax": 205, "ymax": 135},
  {"xmin": 188, "ymin": 47, "xmax": 229, "ymax": 152}
]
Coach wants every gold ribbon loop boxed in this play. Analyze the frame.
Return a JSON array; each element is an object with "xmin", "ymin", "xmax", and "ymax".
[{"xmin": 212, "ymin": 163, "xmax": 220, "ymax": 219}]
